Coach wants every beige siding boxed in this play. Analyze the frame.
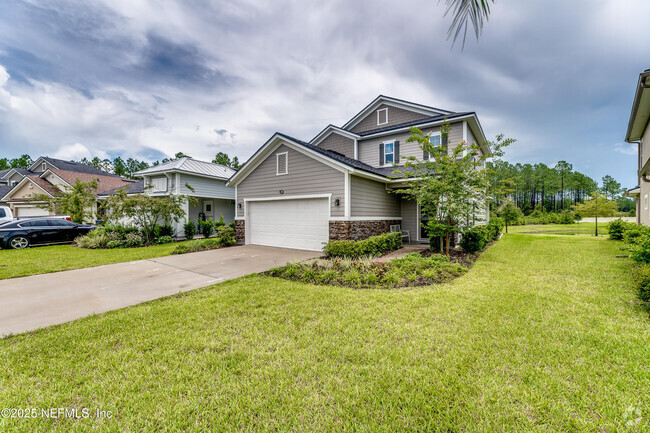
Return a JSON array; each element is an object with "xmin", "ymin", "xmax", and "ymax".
[
  {"xmin": 6, "ymin": 172, "xmax": 24, "ymax": 185},
  {"xmin": 358, "ymin": 122, "xmax": 465, "ymax": 167},
  {"xmin": 318, "ymin": 132, "xmax": 355, "ymax": 158},
  {"xmin": 7, "ymin": 181, "xmax": 48, "ymax": 199},
  {"xmin": 236, "ymin": 143, "xmax": 345, "ymax": 218},
  {"xmin": 350, "ymin": 176, "xmax": 400, "ymax": 217},
  {"xmin": 350, "ymin": 104, "xmax": 430, "ymax": 134}
]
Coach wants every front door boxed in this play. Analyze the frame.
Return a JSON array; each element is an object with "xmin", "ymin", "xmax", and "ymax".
[
  {"xmin": 419, "ymin": 209, "xmax": 429, "ymax": 240},
  {"xmin": 203, "ymin": 200, "xmax": 214, "ymax": 219}
]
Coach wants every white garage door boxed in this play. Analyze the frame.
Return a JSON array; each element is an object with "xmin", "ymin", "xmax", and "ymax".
[
  {"xmin": 248, "ymin": 198, "xmax": 329, "ymax": 251},
  {"xmin": 15, "ymin": 206, "xmax": 49, "ymax": 217}
]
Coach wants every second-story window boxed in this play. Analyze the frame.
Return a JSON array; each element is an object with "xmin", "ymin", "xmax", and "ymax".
[
  {"xmin": 384, "ymin": 141, "xmax": 394, "ymax": 164},
  {"xmin": 377, "ymin": 108, "xmax": 388, "ymax": 125},
  {"xmin": 429, "ymin": 133, "xmax": 442, "ymax": 156}
]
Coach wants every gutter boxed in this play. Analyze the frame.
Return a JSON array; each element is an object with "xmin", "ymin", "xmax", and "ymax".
[{"xmin": 625, "ymin": 70, "xmax": 650, "ymax": 143}]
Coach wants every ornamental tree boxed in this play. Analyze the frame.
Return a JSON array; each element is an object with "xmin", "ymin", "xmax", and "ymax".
[
  {"xmin": 34, "ymin": 178, "xmax": 99, "ymax": 223},
  {"xmin": 572, "ymin": 191, "xmax": 618, "ymax": 236},
  {"xmin": 393, "ymin": 121, "xmax": 514, "ymax": 254}
]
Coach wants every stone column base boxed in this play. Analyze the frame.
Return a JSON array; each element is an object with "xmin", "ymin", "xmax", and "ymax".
[
  {"xmin": 329, "ymin": 220, "xmax": 401, "ymax": 241},
  {"xmin": 234, "ymin": 220, "xmax": 245, "ymax": 244}
]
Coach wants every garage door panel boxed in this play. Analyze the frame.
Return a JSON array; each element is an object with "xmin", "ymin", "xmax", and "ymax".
[
  {"xmin": 15, "ymin": 207, "xmax": 50, "ymax": 217},
  {"xmin": 248, "ymin": 198, "xmax": 329, "ymax": 251}
]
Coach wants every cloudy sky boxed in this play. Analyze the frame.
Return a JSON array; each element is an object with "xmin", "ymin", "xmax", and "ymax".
[{"xmin": 0, "ymin": 0, "xmax": 647, "ymax": 187}]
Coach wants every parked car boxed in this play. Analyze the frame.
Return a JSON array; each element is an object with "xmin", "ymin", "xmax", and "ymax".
[
  {"xmin": 0, "ymin": 206, "xmax": 13, "ymax": 225},
  {"xmin": 0, "ymin": 218, "xmax": 96, "ymax": 249}
]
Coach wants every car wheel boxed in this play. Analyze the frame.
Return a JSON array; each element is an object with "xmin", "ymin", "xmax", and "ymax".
[{"xmin": 9, "ymin": 236, "xmax": 30, "ymax": 249}]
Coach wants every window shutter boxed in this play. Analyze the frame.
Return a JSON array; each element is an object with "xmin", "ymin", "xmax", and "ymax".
[
  {"xmin": 394, "ymin": 141, "xmax": 400, "ymax": 164},
  {"xmin": 379, "ymin": 143, "xmax": 384, "ymax": 165},
  {"xmin": 423, "ymin": 150, "xmax": 429, "ymax": 160}
]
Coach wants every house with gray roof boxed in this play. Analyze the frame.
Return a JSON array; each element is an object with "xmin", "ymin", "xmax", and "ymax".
[
  {"xmin": 128, "ymin": 157, "xmax": 237, "ymax": 236},
  {"xmin": 227, "ymin": 95, "xmax": 490, "ymax": 251}
]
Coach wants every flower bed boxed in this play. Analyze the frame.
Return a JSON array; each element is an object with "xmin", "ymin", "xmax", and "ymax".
[{"xmin": 267, "ymin": 253, "xmax": 467, "ymax": 289}]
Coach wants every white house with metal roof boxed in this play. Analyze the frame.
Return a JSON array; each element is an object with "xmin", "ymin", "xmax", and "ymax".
[{"xmin": 133, "ymin": 157, "xmax": 237, "ymax": 235}]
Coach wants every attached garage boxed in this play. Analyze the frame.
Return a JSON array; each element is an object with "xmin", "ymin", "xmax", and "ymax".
[
  {"xmin": 14, "ymin": 206, "xmax": 49, "ymax": 217},
  {"xmin": 247, "ymin": 197, "xmax": 329, "ymax": 251}
]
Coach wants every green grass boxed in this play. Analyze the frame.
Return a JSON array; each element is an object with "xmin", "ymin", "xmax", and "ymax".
[
  {"xmin": 0, "ymin": 241, "xmax": 199, "ymax": 280},
  {"xmin": 508, "ymin": 222, "xmax": 609, "ymax": 235},
  {"xmin": 0, "ymin": 234, "xmax": 648, "ymax": 432}
]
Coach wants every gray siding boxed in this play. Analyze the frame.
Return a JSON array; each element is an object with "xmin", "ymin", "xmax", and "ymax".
[
  {"xmin": 358, "ymin": 122, "xmax": 465, "ymax": 167},
  {"xmin": 318, "ymin": 132, "xmax": 355, "ymax": 158},
  {"xmin": 400, "ymin": 199, "xmax": 420, "ymax": 241},
  {"xmin": 236, "ymin": 143, "xmax": 345, "ymax": 218},
  {"xmin": 350, "ymin": 175, "xmax": 400, "ymax": 217},
  {"xmin": 641, "ymin": 127, "xmax": 650, "ymax": 226},
  {"xmin": 351, "ymin": 104, "xmax": 429, "ymax": 134},
  {"xmin": 179, "ymin": 174, "xmax": 234, "ymax": 199}
]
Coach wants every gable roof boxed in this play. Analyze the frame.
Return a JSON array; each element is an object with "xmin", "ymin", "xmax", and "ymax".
[
  {"xmin": 134, "ymin": 157, "xmax": 236, "ymax": 179},
  {"xmin": 310, "ymin": 124, "xmax": 361, "ymax": 146},
  {"xmin": 44, "ymin": 168, "xmax": 135, "ymax": 194},
  {"xmin": 626, "ymin": 69, "xmax": 650, "ymax": 142},
  {"xmin": 342, "ymin": 95, "xmax": 453, "ymax": 131},
  {"xmin": 28, "ymin": 157, "xmax": 120, "ymax": 177},
  {"xmin": 97, "ymin": 180, "xmax": 145, "ymax": 197},
  {"xmin": 1, "ymin": 168, "xmax": 31, "ymax": 180},
  {"xmin": 0, "ymin": 185, "xmax": 13, "ymax": 199},
  {"xmin": 1, "ymin": 175, "xmax": 59, "ymax": 201}
]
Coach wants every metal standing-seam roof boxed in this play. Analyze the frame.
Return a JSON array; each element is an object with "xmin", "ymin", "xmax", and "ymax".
[{"xmin": 134, "ymin": 157, "xmax": 236, "ymax": 179}]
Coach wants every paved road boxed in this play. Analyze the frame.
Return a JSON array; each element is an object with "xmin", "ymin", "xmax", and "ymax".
[{"xmin": 0, "ymin": 245, "xmax": 319, "ymax": 336}]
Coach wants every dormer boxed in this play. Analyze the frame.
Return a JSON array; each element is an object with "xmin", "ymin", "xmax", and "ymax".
[
  {"xmin": 310, "ymin": 125, "xmax": 360, "ymax": 159},
  {"xmin": 28, "ymin": 157, "xmax": 58, "ymax": 173}
]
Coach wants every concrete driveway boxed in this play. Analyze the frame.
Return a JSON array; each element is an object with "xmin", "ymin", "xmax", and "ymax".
[{"xmin": 0, "ymin": 245, "xmax": 319, "ymax": 337}]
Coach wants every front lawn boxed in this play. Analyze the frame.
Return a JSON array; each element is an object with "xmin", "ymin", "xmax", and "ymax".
[
  {"xmin": 0, "ymin": 234, "xmax": 648, "ymax": 431},
  {"xmin": 508, "ymin": 222, "xmax": 609, "ymax": 235},
  {"xmin": 0, "ymin": 241, "xmax": 199, "ymax": 280}
]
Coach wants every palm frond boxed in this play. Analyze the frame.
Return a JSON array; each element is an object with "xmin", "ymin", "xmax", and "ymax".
[{"xmin": 443, "ymin": 0, "xmax": 494, "ymax": 50}]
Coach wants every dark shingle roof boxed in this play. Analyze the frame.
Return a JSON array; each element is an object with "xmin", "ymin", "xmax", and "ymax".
[
  {"xmin": 40, "ymin": 157, "xmax": 119, "ymax": 177},
  {"xmin": 0, "ymin": 185, "xmax": 14, "ymax": 199},
  {"xmin": 0, "ymin": 168, "xmax": 31, "ymax": 179},
  {"xmin": 355, "ymin": 112, "xmax": 474, "ymax": 137},
  {"xmin": 97, "ymin": 180, "xmax": 144, "ymax": 196}
]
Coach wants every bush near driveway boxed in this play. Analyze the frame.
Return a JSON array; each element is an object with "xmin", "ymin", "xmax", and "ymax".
[
  {"xmin": 171, "ymin": 227, "xmax": 236, "ymax": 254},
  {"xmin": 268, "ymin": 253, "xmax": 467, "ymax": 289},
  {"xmin": 322, "ymin": 232, "xmax": 402, "ymax": 259}
]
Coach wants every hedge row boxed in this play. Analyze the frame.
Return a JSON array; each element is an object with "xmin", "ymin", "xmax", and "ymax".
[
  {"xmin": 608, "ymin": 219, "xmax": 650, "ymax": 306},
  {"xmin": 458, "ymin": 218, "xmax": 504, "ymax": 254},
  {"xmin": 322, "ymin": 232, "xmax": 402, "ymax": 259}
]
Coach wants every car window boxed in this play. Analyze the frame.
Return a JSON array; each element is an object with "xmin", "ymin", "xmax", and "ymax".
[
  {"xmin": 18, "ymin": 220, "xmax": 48, "ymax": 227},
  {"xmin": 0, "ymin": 209, "xmax": 5, "ymax": 218},
  {"xmin": 48, "ymin": 219, "xmax": 75, "ymax": 226}
]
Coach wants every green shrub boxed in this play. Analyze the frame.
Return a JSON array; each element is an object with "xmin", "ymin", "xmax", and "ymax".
[
  {"xmin": 159, "ymin": 223, "xmax": 174, "ymax": 237},
  {"xmin": 199, "ymin": 218, "xmax": 214, "ymax": 238},
  {"xmin": 633, "ymin": 265, "xmax": 650, "ymax": 302},
  {"xmin": 106, "ymin": 240, "xmax": 123, "ymax": 249},
  {"xmin": 487, "ymin": 217, "xmax": 504, "ymax": 241},
  {"xmin": 623, "ymin": 226, "xmax": 650, "ymax": 245},
  {"xmin": 170, "ymin": 237, "xmax": 229, "ymax": 255},
  {"xmin": 214, "ymin": 213, "xmax": 225, "ymax": 228},
  {"xmin": 157, "ymin": 235, "xmax": 174, "ymax": 244},
  {"xmin": 216, "ymin": 226, "xmax": 236, "ymax": 246},
  {"xmin": 322, "ymin": 232, "xmax": 402, "ymax": 259},
  {"xmin": 75, "ymin": 232, "xmax": 109, "ymax": 249},
  {"xmin": 459, "ymin": 226, "xmax": 489, "ymax": 253},
  {"xmin": 124, "ymin": 232, "xmax": 145, "ymax": 247},
  {"xmin": 608, "ymin": 219, "xmax": 635, "ymax": 240},
  {"xmin": 105, "ymin": 223, "xmax": 138, "ymax": 239},
  {"xmin": 183, "ymin": 220, "xmax": 195, "ymax": 240}
]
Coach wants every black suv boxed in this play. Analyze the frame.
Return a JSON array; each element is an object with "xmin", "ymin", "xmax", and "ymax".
[{"xmin": 0, "ymin": 218, "xmax": 96, "ymax": 249}]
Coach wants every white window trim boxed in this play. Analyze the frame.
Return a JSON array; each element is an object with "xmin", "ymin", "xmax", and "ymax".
[
  {"xmin": 41, "ymin": 163, "xmax": 47, "ymax": 172},
  {"xmin": 645, "ymin": 194, "xmax": 648, "ymax": 210},
  {"xmin": 428, "ymin": 132, "xmax": 442, "ymax": 160},
  {"xmin": 377, "ymin": 108, "xmax": 388, "ymax": 126},
  {"xmin": 276, "ymin": 152, "xmax": 288, "ymax": 176},
  {"xmin": 383, "ymin": 140, "xmax": 395, "ymax": 166}
]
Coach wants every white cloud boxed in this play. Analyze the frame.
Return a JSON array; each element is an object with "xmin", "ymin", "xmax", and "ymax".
[{"xmin": 614, "ymin": 142, "xmax": 637, "ymax": 156}]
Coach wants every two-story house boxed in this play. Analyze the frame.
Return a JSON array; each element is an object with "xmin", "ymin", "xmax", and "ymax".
[
  {"xmin": 227, "ymin": 96, "xmax": 490, "ymax": 251},
  {"xmin": 625, "ymin": 69, "xmax": 650, "ymax": 225}
]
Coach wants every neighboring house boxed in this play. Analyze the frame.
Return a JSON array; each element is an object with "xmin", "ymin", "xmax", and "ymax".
[
  {"xmin": 0, "ymin": 157, "xmax": 136, "ymax": 217},
  {"xmin": 228, "ymin": 95, "xmax": 490, "ymax": 251},
  {"xmin": 99, "ymin": 157, "xmax": 236, "ymax": 235},
  {"xmin": 625, "ymin": 68, "xmax": 650, "ymax": 225}
]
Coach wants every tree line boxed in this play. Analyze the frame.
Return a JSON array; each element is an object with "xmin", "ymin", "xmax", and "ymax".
[
  {"xmin": 0, "ymin": 152, "xmax": 242, "ymax": 179},
  {"xmin": 487, "ymin": 160, "xmax": 633, "ymax": 213}
]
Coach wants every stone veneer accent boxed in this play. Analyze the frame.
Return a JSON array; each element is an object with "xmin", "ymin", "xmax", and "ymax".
[
  {"xmin": 329, "ymin": 220, "xmax": 401, "ymax": 241},
  {"xmin": 234, "ymin": 220, "xmax": 245, "ymax": 244}
]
